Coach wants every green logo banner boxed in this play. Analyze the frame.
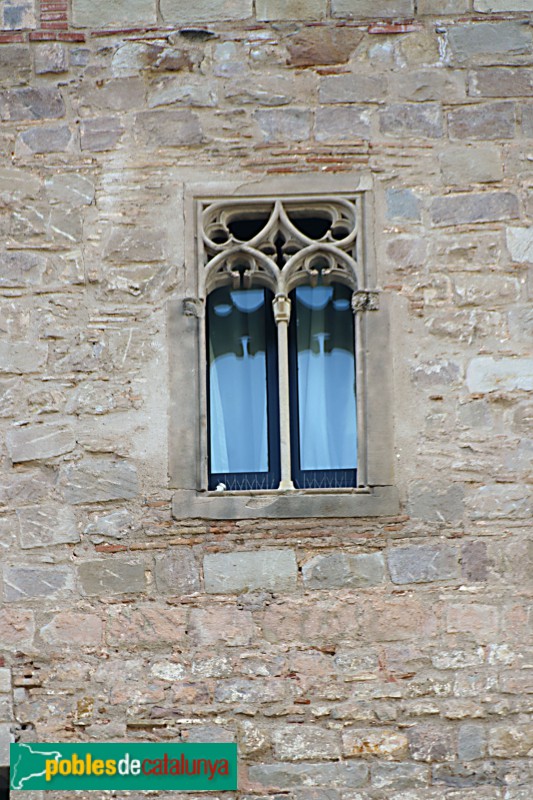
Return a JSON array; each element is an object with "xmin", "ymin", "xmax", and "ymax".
[{"xmin": 10, "ymin": 742, "xmax": 237, "ymax": 791}]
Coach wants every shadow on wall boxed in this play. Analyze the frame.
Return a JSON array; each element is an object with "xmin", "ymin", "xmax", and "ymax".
[{"xmin": 0, "ymin": 767, "xmax": 8, "ymax": 800}]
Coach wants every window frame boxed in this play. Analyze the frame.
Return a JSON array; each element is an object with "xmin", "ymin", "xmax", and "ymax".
[{"xmin": 169, "ymin": 173, "xmax": 399, "ymax": 519}]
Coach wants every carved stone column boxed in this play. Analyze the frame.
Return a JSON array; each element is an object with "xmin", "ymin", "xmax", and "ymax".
[{"xmin": 272, "ymin": 294, "xmax": 295, "ymax": 491}]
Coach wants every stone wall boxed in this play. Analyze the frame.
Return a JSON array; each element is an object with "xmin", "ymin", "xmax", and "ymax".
[{"xmin": 1, "ymin": 1, "xmax": 532, "ymax": 799}]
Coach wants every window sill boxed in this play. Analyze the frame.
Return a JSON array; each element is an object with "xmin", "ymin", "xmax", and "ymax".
[{"xmin": 171, "ymin": 485, "xmax": 399, "ymax": 520}]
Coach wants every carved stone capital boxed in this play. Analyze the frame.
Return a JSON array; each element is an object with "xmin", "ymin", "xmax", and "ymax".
[
  {"xmin": 183, "ymin": 297, "xmax": 204, "ymax": 318},
  {"xmin": 273, "ymin": 294, "xmax": 291, "ymax": 324},
  {"xmin": 351, "ymin": 290, "xmax": 379, "ymax": 313}
]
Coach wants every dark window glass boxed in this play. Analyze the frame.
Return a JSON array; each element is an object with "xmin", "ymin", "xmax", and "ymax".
[
  {"xmin": 289, "ymin": 282, "xmax": 357, "ymax": 489},
  {"xmin": 207, "ymin": 286, "xmax": 280, "ymax": 490}
]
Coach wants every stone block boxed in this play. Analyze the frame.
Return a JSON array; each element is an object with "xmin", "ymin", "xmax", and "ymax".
[
  {"xmin": 388, "ymin": 545, "xmax": 459, "ymax": 585},
  {"xmin": 319, "ymin": 74, "xmax": 385, "ymax": 104},
  {"xmin": 474, "ymin": 0, "xmax": 533, "ymax": 11},
  {"xmin": 466, "ymin": 483, "xmax": 531, "ymax": 521},
  {"xmin": 287, "ymin": 28, "xmax": 363, "ymax": 67},
  {"xmin": 78, "ymin": 560, "xmax": 145, "ymax": 596},
  {"xmin": 315, "ymin": 106, "xmax": 371, "ymax": 141},
  {"xmin": 0, "ymin": 167, "xmax": 40, "ymax": 199},
  {"xmin": 189, "ymin": 607, "xmax": 257, "ymax": 647},
  {"xmin": 255, "ymin": 108, "xmax": 313, "ymax": 142},
  {"xmin": 45, "ymin": 173, "xmax": 94, "ymax": 206},
  {"xmin": 387, "ymin": 236, "xmax": 427, "ymax": 269},
  {"xmin": 204, "ymin": 549, "xmax": 297, "ymax": 594},
  {"xmin": 59, "ymin": 459, "xmax": 139, "ymax": 504},
  {"xmin": 78, "ymin": 77, "xmax": 145, "ymax": 114},
  {"xmin": 0, "ymin": 87, "xmax": 64, "ymax": 121},
  {"xmin": 461, "ymin": 541, "xmax": 489, "ymax": 583},
  {"xmin": 390, "ymin": 69, "xmax": 465, "ymax": 103},
  {"xmin": 359, "ymin": 597, "xmax": 439, "ymax": 642},
  {"xmin": 469, "ymin": 68, "xmax": 533, "ymax": 98},
  {"xmin": 273, "ymin": 725, "xmax": 340, "ymax": 761},
  {"xmin": 161, "ymin": 0, "xmax": 252, "ymax": 22},
  {"xmin": 302, "ymin": 552, "xmax": 384, "ymax": 589},
  {"xmin": 6, "ymin": 423, "xmax": 75, "ymax": 463},
  {"xmin": 343, "ymin": 729, "xmax": 409, "ymax": 760},
  {"xmin": 80, "ymin": 117, "xmax": 125, "ymax": 151},
  {"xmin": 430, "ymin": 192, "xmax": 519, "ymax": 227},
  {"xmin": 386, "ymin": 189, "xmax": 421, "ymax": 221},
  {"xmin": 0, "ymin": 44, "xmax": 31, "ymax": 84},
  {"xmin": 0, "ymin": 251, "xmax": 51, "ymax": 288},
  {"xmin": 106, "ymin": 604, "xmax": 186, "ymax": 645},
  {"xmin": 250, "ymin": 762, "xmax": 368, "ymax": 789},
  {"xmin": 0, "ymin": 341, "xmax": 47, "ymax": 373},
  {"xmin": 407, "ymin": 482, "xmax": 464, "ymax": 523},
  {"xmin": 148, "ymin": 78, "xmax": 217, "ymax": 108},
  {"xmin": 0, "ymin": 607, "xmax": 34, "ymax": 647},
  {"xmin": 439, "ymin": 145, "xmax": 502, "ymax": 185},
  {"xmin": 17, "ymin": 503, "xmax": 79, "ymax": 549},
  {"xmin": 40, "ymin": 612, "xmax": 103, "ymax": 645},
  {"xmin": 448, "ymin": 23, "xmax": 531, "ymax": 64},
  {"xmin": 0, "ymin": 669, "xmax": 10, "ymax": 694},
  {"xmin": 466, "ymin": 357, "xmax": 533, "ymax": 393},
  {"xmin": 332, "ymin": 0, "xmax": 414, "ymax": 16},
  {"xmin": 154, "ymin": 547, "xmax": 201, "ymax": 594},
  {"xmin": 409, "ymin": 724, "xmax": 455, "ymax": 762},
  {"xmin": 458, "ymin": 723, "xmax": 486, "ymax": 761},
  {"xmin": 3, "ymin": 565, "xmax": 73, "ymax": 601},
  {"xmin": 371, "ymin": 762, "xmax": 430, "ymax": 788},
  {"xmin": 488, "ymin": 723, "xmax": 533, "ymax": 757},
  {"xmin": 507, "ymin": 226, "xmax": 533, "ymax": 262},
  {"xmin": 447, "ymin": 604, "xmax": 498, "ymax": 640},
  {"xmin": 72, "ymin": 0, "xmax": 156, "ymax": 27},
  {"xmin": 448, "ymin": 102, "xmax": 515, "ymax": 140},
  {"xmin": 418, "ymin": 0, "xmax": 468, "ymax": 11},
  {"xmin": 134, "ymin": 108, "xmax": 203, "ymax": 147},
  {"xmin": 256, "ymin": 0, "xmax": 326, "ymax": 18},
  {"xmin": 34, "ymin": 43, "xmax": 67, "ymax": 74},
  {"xmin": 380, "ymin": 103, "xmax": 443, "ymax": 138},
  {"xmin": 214, "ymin": 677, "xmax": 289, "ymax": 704},
  {"xmin": 16, "ymin": 124, "xmax": 73, "ymax": 155},
  {"xmin": 0, "ymin": 723, "xmax": 10, "ymax": 767},
  {"xmin": 1, "ymin": 0, "xmax": 36, "ymax": 30},
  {"xmin": 104, "ymin": 226, "xmax": 165, "ymax": 262}
]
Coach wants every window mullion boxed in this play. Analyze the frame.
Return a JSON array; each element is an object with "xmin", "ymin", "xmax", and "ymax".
[{"xmin": 272, "ymin": 293, "xmax": 295, "ymax": 491}]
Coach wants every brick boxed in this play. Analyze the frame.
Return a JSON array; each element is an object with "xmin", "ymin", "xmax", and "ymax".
[
  {"xmin": 332, "ymin": 0, "xmax": 414, "ymax": 16},
  {"xmin": 302, "ymin": 552, "xmax": 384, "ymax": 589},
  {"xmin": 447, "ymin": 604, "xmax": 498, "ymax": 640},
  {"xmin": 507, "ymin": 226, "xmax": 533, "ymax": 262},
  {"xmin": 430, "ymin": 192, "xmax": 519, "ymax": 227},
  {"xmin": 386, "ymin": 189, "xmax": 421, "ymax": 221},
  {"xmin": 16, "ymin": 124, "xmax": 73, "ymax": 155},
  {"xmin": 371, "ymin": 762, "xmax": 430, "ymax": 788},
  {"xmin": 380, "ymin": 103, "xmax": 443, "ymax": 138},
  {"xmin": 409, "ymin": 724, "xmax": 455, "ymax": 762},
  {"xmin": 255, "ymin": 108, "xmax": 313, "ymax": 143},
  {"xmin": 256, "ymin": 0, "xmax": 326, "ymax": 19},
  {"xmin": 440, "ymin": 145, "xmax": 503, "ymax": 185},
  {"xmin": 80, "ymin": 116, "xmax": 124, "ymax": 151},
  {"xmin": 0, "ymin": 86, "xmax": 64, "ymax": 120},
  {"xmin": 273, "ymin": 725, "xmax": 340, "ymax": 761},
  {"xmin": 59, "ymin": 459, "xmax": 139, "ymax": 504},
  {"xmin": 134, "ymin": 108, "xmax": 203, "ymax": 147},
  {"xmin": 17, "ymin": 503, "xmax": 79, "ymax": 549},
  {"xmin": 6, "ymin": 423, "xmax": 75, "ymax": 463},
  {"xmin": 189, "ymin": 607, "xmax": 257, "ymax": 647},
  {"xmin": 160, "ymin": 0, "xmax": 252, "ymax": 23},
  {"xmin": 3, "ymin": 565, "xmax": 73, "ymax": 601},
  {"xmin": 488, "ymin": 723, "xmax": 533, "ymax": 757},
  {"xmin": 78, "ymin": 560, "xmax": 145, "ymax": 596},
  {"xmin": 388, "ymin": 544, "xmax": 459, "ymax": 585},
  {"xmin": 40, "ymin": 612, "xmax": 103, "ymax": 645},
  {"xmin": 466, "ymin": 357, "xmax": 533, "ymax": 393},
  {"xmin": 106, "ymin": 604, "xmax": 186, "ymax": 646},
  {"xmin": 154, "ymin": 547, "xmax": 201, "ymax": 594},
  {"xmin": 343, "ymin": 728, "xmax": 409, "ymax": 760},
  {"xmin": 470, "ymin": 68, "xmax": 533, "ymax": 98},
  {"xmin": 1, "ymin": 0, "xmax": 36, "ymax": 30},
  {"xmin": 466, "ymin": 483, "xmax": 532, "ymax": 521},
  {"xmin": 287, "ymin": 28, "xmax": 363, "ymax": 67},
  {"xmin": 204, "ymin": 549, "xmax": 296, "ymax": 594},
  {"xmin": 34, "ymin": 42, "xmax": 67, "ymax": 73},
  {"xmin": 0, "ymin": 607, "xmax": 34, "ymax": 647},
  {"xmin": 319, "ymin": 74, "xmax": 385, "ymax": 104},
  {"xmin": 408, "ymin": 482, "xmax": 464, "ymax": 522},
  {"xmin": 448, "ymin": 102, "xmax": 515, "ymax": 140},
  {"xmin": 448, "ymin": 23, "xmax": 531, "ymax": 64},
  {"xmin": 315, "ymin": 105, "xmax": 371, "ymax": 141},
  {"xmin": 72, "ymin": 0, "xmax": 156, "ymax": 27},
  {"xmin": 250, "ymin": 762, "xmax": 368, "ymax": 789}
]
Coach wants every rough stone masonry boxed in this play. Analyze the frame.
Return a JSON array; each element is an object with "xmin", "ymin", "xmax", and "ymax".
[{"xmin": 0, "ymin": 1, "xmax": 532, "ymax": 799}]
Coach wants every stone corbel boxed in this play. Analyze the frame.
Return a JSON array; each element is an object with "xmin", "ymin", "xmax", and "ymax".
[
  {"xmin": 183, "ymin": 297, "xmax": 204, "ymax": 318},
  {"xmin": 351, "ymin": 290, "xmax": 380, "ymax": 313}
]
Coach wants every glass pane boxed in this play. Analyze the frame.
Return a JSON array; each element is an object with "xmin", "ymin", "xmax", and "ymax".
[
  {"xmin": 208, "ymin": 287, "xmax": 269, "ymax": 474},
  {"xmin": 294, "ymin": 283, "xmax": 357, "ymax": 471}
]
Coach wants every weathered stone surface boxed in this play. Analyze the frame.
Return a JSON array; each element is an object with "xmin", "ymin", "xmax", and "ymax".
[
  {"xmin": 106, "ymin": 604, "xmax": 186, "ymax": 646},
  {"xmin": 16, "ymin": 124, "xmax": 73, "ymax": 155},
  {"xmin": 78, "ymin": 560, "xmax": 145, "ymax": 596},
  {"xmin": 302, "ymin": 552, "xmax": 384, "ymax": 589},
  {"xmin": 466, "ymin": 357, "xmax": 533, "ymax": 393},
  {"xmin": 380, "ymin": 103, "xmax": 443, "ymax": 138},
  {"xmin": 418, "ymin": 0, "xmax": 468, "ymax": 11},
  {"xmin": 59, "ymin": 459, "xmax": 139, "ymax": 504},
  {"xmin": 371, "ymin": 762, "xmax": 431, "ymax": 788},
  {"xmin": 1, "ymin": 0, "xmax": 36, "ymax": 30},
  {"xmin": 409, "ymin": 725, "xmax": 455, "ymax": 762},
  {"xmin": 148, "ymin": 78, "xmax": 217, "ymax": 108},
  {"xmin": 0, "ymin": 668, "xmax": 10, "ymax": 694},
  {"xmin": 0, "ymin": 44, "xmax": 31, "ymax": 84},
  {"xmin": 40, "ymin": 612, "xmax": 103, "ymax": 645},
  {"xmin": 72, "ymin": 0, "xmax": 156, "ymax": 27},
  {"xmin": 0, "ymin": 722, "xmax": 10, "ymax": 766},
  {"xmin": 458, "ymin": 723, "xmax": 485, "ymax": 761},
  {"xmin": 466, "ymin": 484, "xmax": 532, "ymax": 521},
  {"xmin": 390, "ymin": 69, "xmax": 465, "ymax": 103},
  {"xmin": 189, "ymin": 607, "xmax": 257, "ymax": 647},
  {"xmin": 359, "ymin": 597, "xmax": 439, "ymax": 642},
  {"xmin": 77, "ymin": 77, "xmax": 145, "ymax": 114},
  {"xmin": 386, "ymin": 189, "xmax": 421, "ymax": 221},
  {"xmin": 388, "ymin": 545, "xmax": 459, "ymax": 585},
  {"xmin": 84, "ymin": 510, "xmax": 132, "ymax": 540},
  {"xmin": 448, "ymin": 23, "xmax": 531, "ymax": 64},
  {"xmin": 134, "ymin": 108, "xmax": 203, "ymax": 147},
  {"xmin": 287, "ymin": 28, "xmax": 363, "ymax": 67},
  {"xmin": 343, "ymin": 729, "xmax": 409, "ymax": 760},
  {"xmin": 6, "ymin": 423, "xmax": 75, "ymax": 463},
  {"xmin": 204, "ymin": 549, "xmax": 297, "ymax": 593},
  {"xmin": 34, "ymin": 43, "xmax": 67, "ymax": 74},
  {"xmin": 257, "ymin": 0, "xmax": 326, "ymax": 18},
  {"xmin": 273, "ymin": 725, "xmax": 340, "ymax": 761},
  {"xmin": 17, "ymin": 503, "xmax": 79, "ymax": 549},
  {"xmin": 430, "ymin": 192, "xmax": 519, "ymax": 226},
  {"xmin": 488, "ymin": 723, "xmax": 533, "ymax": 757},
  {"xmin": 448, "ymin": 102, "xmax": 515, "ymax": 140},
  {"xmin": 154, "ymin": 547, "xmax": 201, "ymax": 594},
  {"xmin": 447, "ymin": 604, "xmax": 498, "ymax": 640},
  {"xmin": 255, "ymin": 108, "xmax": 313, "ymax": 142},
  {"xmin": 0, "ymin": 607, "xmax": 34, "ymax": 646},
  {"xmin": 45, "ymin": 173, "xmax": 94, "ymax": 206},
  {"xmin": 104, "ymin": 227, "xmax": 165, "ymax": 262},
  {"xmin": 332, "ymin": 0, "xmax": 414, "ymax": 15},
  {"xmin": 3, "ymin": 565, "xmax": 73, "ymax": 601},
  {"xmin": 408, "ymin": 482, "xmax": 464, "ymax": 522},
  {"xmin": 250, "ymin": 761, "xmax": 368, "ymax": 788},
  {"xmin": 315, "ymin": 106, "xmax": 371, "ymax": 141},
  {"xmin": 0, "ymin": 87, "xmax": 64, "ymax": 120},
  {"xmin": 161, "ymin": 0, "xmax": 252, "ymax": 22},
  {"xmin": 0, "ymin": 166, "xmax": 40, "ymax": 199},
  {"xmin": 319, "ymin": 74, "xmax": 385, "ymax": 104},
  {"xmin": 470, "ymin": 68, "xmax": 533, "ymax": 98},
  {"xmin": 461, "ymin": 541, "xmax": 489, "ymax": 583},
  {"xmin": 507, "ymin": 226, "xmax": 533, "ymax": 262},
  {"xmin": 475, "ymin": 0, "xmax": 533, "ymax": 13},
  {"xmin": 0, "ymin": 251, "xmax": 50, "ymax": 287},
  {"xmin": 440, "ymin": 145, "xmax": 502, "ymax": 185},
  {"xmin": 80, "ymin": 116, "xmax": 124, "ymax": 151}
]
